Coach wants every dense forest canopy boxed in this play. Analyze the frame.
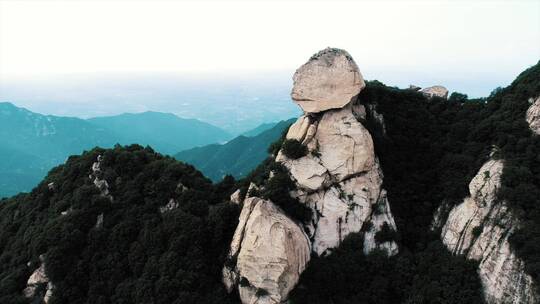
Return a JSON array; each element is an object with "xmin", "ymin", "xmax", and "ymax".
[{"xmin": 0, "ymin": 145, "xmax": 240, "ymax": 304}]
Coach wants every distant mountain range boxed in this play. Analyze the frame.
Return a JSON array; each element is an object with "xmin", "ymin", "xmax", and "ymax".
[
  {"xmin": 240, "ymin": 121, "xmax": 279, "ymax": 137},
  {"xmin": 87, "ymin": 111, "xmax": 230, "ymax": 155},
  {"xmin": 175, "ymin": 118, "xmax": 295, "ymax": 181},
  {"xmin": 0, "ymin": 102, "xmax": 232, "ymax": 197}
]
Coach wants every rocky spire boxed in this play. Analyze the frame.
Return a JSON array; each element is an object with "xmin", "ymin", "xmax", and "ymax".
[{"xmin": 222, "ymin": 48, "xmax": 399, "ymax": 304}]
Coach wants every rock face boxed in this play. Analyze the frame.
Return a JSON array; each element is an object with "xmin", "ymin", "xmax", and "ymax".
[
  {"xmin": 23, "ymin": 255, "xmax": 53, "ymax": 303},
  {"xmin": 90, "ymin": 155, "xmax": 112, "ymax": 201},
  {"xmin": 291, "ymin": 48, "xmax": 365, "ymax": 113},
  {"xmin": 222, "ymin": 197, "xmax": 311, "ymax": 304},
  {"xmin": 278, "ymin": 105, "xmax": 398, "ymax": 256},
  {"xmin": 421, "ymin": 85, "xmax": 449, "ymax": 99},
  {"xmin": 223, "ymin": 48, "xmax": 398, "ymax": 304},
  {"xmin": 439, "ymin": 159, "xmax": 537, "ymax": 304},
  {"xmin": 526, "ymin": 96, "xmax": 540, "ymax": 135}
]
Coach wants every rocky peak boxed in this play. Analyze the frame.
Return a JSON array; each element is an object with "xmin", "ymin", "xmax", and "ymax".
[
  {"xmin": 223, "ymin": 48, "xmax": 399, "ymax": 303},
  {"xmin": 291, "ymin": 47, "xmax": 365, "ymax": 113},
  {"xmin": 526, "ymin": 96, "xmax": 540, "ymax": 135}
]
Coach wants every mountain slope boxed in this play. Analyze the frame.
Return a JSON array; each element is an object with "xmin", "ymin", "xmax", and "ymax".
[
  {"xmin": 0, "ymin": 145, "xmax": 240, "ymax": 304},
  {"xmin": 240, "ymin": 121, "xmax": 278, "ymax": 137},
  {"xmin": 175, "ymin": 119, "xmax": 294, "ymax": 181},
  {"xmin": 0, "ymin": 104, "xmax": 232, "ymax": 197},
  {"xmin": 87, "ymin": 111, "xmax": 231, "ymax": 155},
  {"xmin": 0, "ymin": 102, "xmax": 118, "ymax": 197}
]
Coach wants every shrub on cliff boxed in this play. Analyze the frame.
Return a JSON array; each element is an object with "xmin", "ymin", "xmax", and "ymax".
[{"xmin": 281, "ymin": 139, "xmax": 308, "ymax": 159}]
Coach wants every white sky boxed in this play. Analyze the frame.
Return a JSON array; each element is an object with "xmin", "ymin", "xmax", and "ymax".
[{"xmin": 0, "ymin": 0, "xmax": 539, "ymax": 90}]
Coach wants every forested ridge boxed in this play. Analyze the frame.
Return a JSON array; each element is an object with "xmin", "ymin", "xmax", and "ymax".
[
  {"xmin": 0, "ymin": 61, "xmax": 538, "ymax": 304},
  {"xmin": 0, "ymin": 145, "xmax": 240, "ymax": 304}
]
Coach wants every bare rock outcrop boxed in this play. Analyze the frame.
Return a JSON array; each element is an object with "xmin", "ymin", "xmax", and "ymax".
[
  {"xmin": 90, "ymin": 155, "xmax": 112, "ymax": 201},
  {"xmin": 222, "ymin": 197, "xmax": 311, "ymax": 304},
  {"xmin": 291, "ymin": 48, "xmax": 365, "ymax": 113},
  {"xmin": 526, "ymin": 96, "xmax": 540, "ymax": 135},
  {"xmin": 362, "ymin": 190, "xmax": 399, "ymax": 256},
  {"xmin": 23, "ymin": 255, "xmax": 53, "ymax": 303},
  {"xmin": 230, "ymin": 189, "xmax": 242, "ymax": 204},
  {"xmin": 278, "ymin": 106, "xmax": 398, "ymax": 256},
  {"xmin": 421, "ymin": 85, "xmax": 449, "ymax": 99},
  {"xmin": 439, "ymin": 159, "xmax": 537, "ymax": 303},
  {"xmin": 223, "ymin": 48, "xmax": 398, "ymax": 303}
]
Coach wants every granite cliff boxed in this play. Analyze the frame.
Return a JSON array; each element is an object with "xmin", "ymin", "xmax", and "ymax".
[{"xmin": 223, "ymin": 48, "xmax": 399, "ymax": 304}]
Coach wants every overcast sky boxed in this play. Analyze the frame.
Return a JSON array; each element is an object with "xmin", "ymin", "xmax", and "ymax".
[{"xmin": 0, "ymin": 0, "xmax": 539, "ymax": 97}]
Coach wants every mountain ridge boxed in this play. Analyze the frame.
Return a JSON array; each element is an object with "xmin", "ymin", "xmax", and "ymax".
[{"xmin": 0, "ymin": 102, "xmax": 231, "ymax": 197}]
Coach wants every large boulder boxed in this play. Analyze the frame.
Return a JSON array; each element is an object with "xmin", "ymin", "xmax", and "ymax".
[
  {"xmin": 421, "ymin": 85, "xmax": 449, "ymax": 99},
  {"xmin": 439, "ymin": 159, "xmax": 538, "ymax": 303},
  {"xmin": 291, "ymin": 48, "xmax": 365, "ymax": 113},
  {"xmin": 223, "ymin": 197, "xmax": 311, "ymax": 304},
  {"xmin": 526, "ymin": 96, "xmax": 540, "ymax": 135}
]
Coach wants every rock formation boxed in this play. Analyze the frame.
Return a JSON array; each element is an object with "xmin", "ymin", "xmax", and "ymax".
[
  {"xmin": 421, "ymin": 85, "xmax": 449, "ymax": 99},
  {"xmin": 439, "ymin": 159, "xmax": 537, "ymax": 303},
  {"xmin": 277, "ymin": 105, "xmax": 398, "ymax": 256},
  {"xmin": 223, "ymin": 48, "xmax": 399, "ymax": 303},
  {"xmin": 23, "ymin": 255, "xmax": 53, "ymax": 303},
  {"xmin": 90, "ymin": 155, "xmax": 112, "ymax": 201},
  {"xmin": 526, "ymin": 96, "xmax": 540, "ymax": 135},
  {"xmin": 291, "ymin": 48, "xmax": 365, "ymax": 113},
  {"xmin": 223, "ymin": 197, "xmax": 311, "ymax": 304}
]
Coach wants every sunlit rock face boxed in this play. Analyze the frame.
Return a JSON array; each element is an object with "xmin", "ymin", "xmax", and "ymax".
[
  {"xmin": 222, "ymin": 197, "xmax": 311, "ymax": 304},
  {"xmin": 223, "ymin": 48, "xmax": 398, "ymax": 304},
  {"xmin": 277, "ymin": 105, "xmax": 398, "ymax": 257},
  {"xmin": 526, "ymin": 96, "xmax": 540, "ymax": 135},
  {"xmin": 291, "ymin": 48, "xmax": 365, "ymax": 113},
  {"xmin": 440, "ymin": 159, "xmax": 538, "ymax": 304}
]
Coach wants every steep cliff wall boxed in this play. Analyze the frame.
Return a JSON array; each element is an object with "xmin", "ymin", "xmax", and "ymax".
[
  {"xmin": 439, "ymin": 159, "xmax": 537, "ymax": 304},
  {"xmin": 223, "ymin": 48, "xmax": 399, "ymax": 303}
]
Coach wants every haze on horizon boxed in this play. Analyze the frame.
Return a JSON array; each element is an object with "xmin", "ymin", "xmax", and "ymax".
[{"xmin": 0, "ymin": 0, "xmax": 539, "ymax": 130}]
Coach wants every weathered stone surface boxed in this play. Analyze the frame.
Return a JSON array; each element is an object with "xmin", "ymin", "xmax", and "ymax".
[
  {"xmin": 278, "ymin": 106, "xmax": 375, "ymax": 189},
  {"xmin": 440, "ymin": 159, "xmax": 538, "ymax": 303},
  {"xmin": 223, "ymin": 197, "xmax": 311, "ymax": 304},
  {"xmin": 277, "ymin": 106, "xmax": 398, "ymax": 257},
  {"xmin": 441, "ymin": 159, "xmax": 503, "ymax": 253},
  {"xmin": 526, "ymin": 96, "xmax": 540, "ymax": 135},
  {"xmin": 351, "ymin": 103, "xmax": 367, "ymax": 121},
  {"xmin": 363, "ymin": 190, "xmax": 399, "ymax": 256},
  {"xmin": 159, "ymin": 198, "xmax": 179, "ymax": 213},
  {"xmin": 230, "ymin": 189, "xmax": 242, "ymax": 204},
  {"xmin": 224, "ymin": 49, "xmax": 399, "ymax": 303},
  {"xmin": 291, "ymin": 48, "xmax": 365, "ymax": 113},
  {"xmin": 421, "ymin": 85, "xmax": 449, "ymax": 99},
  {"xmin": 23, "ymin": 255, "xmax": 53, "ymax": 303}
]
